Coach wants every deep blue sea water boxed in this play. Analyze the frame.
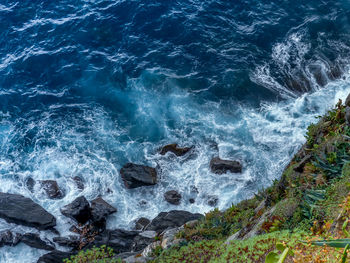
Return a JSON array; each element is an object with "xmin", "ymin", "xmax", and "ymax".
[{"xmin": 1, "ymin": 0, "xmax": 350, "ymax": 261}]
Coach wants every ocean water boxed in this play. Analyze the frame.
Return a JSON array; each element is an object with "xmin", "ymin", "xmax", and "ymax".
[{"xmin": 1, "ymin": 0, "xmax": 350, "ymax": 262}]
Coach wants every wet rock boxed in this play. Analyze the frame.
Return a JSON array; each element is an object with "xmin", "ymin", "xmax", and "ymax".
[
  {"xmin": 189, "ymin": 198, "xmax": 195, "ymax": 204},
  {"xmin": 145, "ymin": 210, "xmax": 203, "ymax": 233},
  {"xmin": 210, "ymin": 157, "xmax": 242, "ymax": 174},
  {"xmin": 61, "ymin": 196, "xmax": 91, "ymax": 224},
  {"xmin": 73, "ymin": 176, "xmax": 84, "ymax": 191},
  {"xmin": 135, "ymin": 217, "xmax": 150, "ymax": 230},
  {"xmin": 91, "ymin": 197, "xmax": 117, "ymax": 228},
  {"xmin": 0, "ymin": 230, "xmax": 21, "ymax": 247},
  {"xmin": 37, "ymin": 250, "xmax": 73, "ymax": 263},
  {"xmin": 53, "ymin": 236, "xmax": 80, "ymax": 249},
  {"xmin": 90, "ymin": 229, "xmax": 139, "ymax": 253},
  {"xmin": 25, "ymin": 178, "xmax": 35, "ymax": 193},
  {"xmin": 0, "ymin": 192, "xmax": 56, "ymax": 230},
  {"xmin": 207, "ymin": 195, "xmax": 219, "ymax": 207},
  {"xmin": 21, "ymin": 233, "xmax": 55, "ymax": 251},
  {"xmin": 164, "ymin": 190, "xmax": 181, "ymax": 205},
  {"xmin": 40, "ymin": 180, "xmax": 65, "ymax": 199},
  {"xmin": 120, "ymin": 163, "xmax": 157, "ymax": 189},
  {"xmin": 160, "ymin": 143, "xmax": 193, "ymax": 156}
]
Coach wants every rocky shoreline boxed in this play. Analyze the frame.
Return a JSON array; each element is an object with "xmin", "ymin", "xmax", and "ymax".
[{"xmin": 0, "ymin": 144, "xmax": 242, "ymax": 263}]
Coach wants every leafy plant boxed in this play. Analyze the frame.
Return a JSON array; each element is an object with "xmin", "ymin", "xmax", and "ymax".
[
  {"xmin": 63, "ymin": 245, "xmax": 119, "ymax": 263},
  {"xmin": 265, "ymin": 243, "xmax": 294, "ymax": 263}
]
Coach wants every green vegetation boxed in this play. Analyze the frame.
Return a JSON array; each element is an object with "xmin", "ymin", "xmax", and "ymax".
[{"xmin": 63, "ymin": 245, "xmax": 121, "ymax": 263}]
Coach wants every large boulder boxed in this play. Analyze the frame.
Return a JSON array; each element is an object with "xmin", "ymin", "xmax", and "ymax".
[
  {"xmin": 120, "ymin": 163, "xmax": 157, "ymax": 189},
  {"xmin": 37, "ymin": 250, "xmax": 73, "ymax": 263},
  {"xmin": 53, "ymin": 236, "xmax": 80, "ymax": 249},
  {"xmin": 0, "ymin": 192, "xmax": 56, "ymax": 230},
  {"xmin": 160, "ymin": 144, "xmax": 193, "ymax": 156},
  {"xmin": 40, "ymin": 180, "xmax": 65, "ymax": 199},
  {"xmin": 164, "ymin": 190, "xmax": 181, "ymax": 205},
  {"xmin": 21, "ymin": 233, "xmax": 55, "ymax": 251},
  {"xmin": 145, "ymin": 210, "xmax": 203, "ymax": 233},
  {"xmin": 61, "ymin": 196, "xmax": 91, "ymax": 224},
  {"xmin": 89, "ymin": 229, "xmax": 154, "ymax": 254},
  {"xmin": 90, "ymin": 229, "xmax": 138, "ymax": 253},
  {"xmin": 209, "ymin": 157, "xmax": 242, "ymax": 174},
  {"xmin": 0, "ymin": 231, "xmax": 21, "ymax": 248},
  {"xmin": 91, "ymin": 197, "xmax": 117, "ymax": 228}
]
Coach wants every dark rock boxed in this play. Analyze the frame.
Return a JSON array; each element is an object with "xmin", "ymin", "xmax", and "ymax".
[
  {"xmin": 120, "ymin": 163, "xmax": 157, "ymax": 189},
  {"xmin": 73, "ymin": 176, "xmax": 84, "ymax": 191},
  {"xmin": 164, "ymin": 190, "xmax": 182, "ymax": 205},
  {"xmin": 37, "ymin": 250, "xmax": 73, "ymax": 263},
  {"xmin": 91, "ymin": 197, "xmax": 117, "ymax": 228},
  {"xmin": 210, "ymin": 157, "xmax": 242, "ymax": 174},
  {"xmin": 133, "ymin": 233, "xmax": 154, "ymax": 252},
  {"xmin": 207, "ymin": 195, "xmax": 219, "ymax": 207},
  {"xmin": 135, "ymin": 217, "xmax": 150, "ymax": 230},
  {"xmin": 189, "ymin": 198, "xmax": 195, "ymax": 204},
  {"xmin": 346, "ymin": 107, "xmax": 350, "ymax": 126},
  {"xmin": 145, "ymin": 210, "xmax": 204, "ymax": 233},
  {"xmin": 40, "ymin": 180, "xmax": 64, "ymax": 199},
  {"xmin": 160, "ymin": 143, "xmax": 193, "ymax": 156},
  {"xmin": 61, "ymin": 196, "xmax": 91, "ymax": 224},
  {"xmin": 90, "ymin": 229, "xmax": 139, "ymax": 253},
  {"xmin": 0, "ymin": 192, "xmax": 56, "ymax": 230},
  {"xmin": 21, "ymin": 233, "xmax": 55, "ymax": 251},
  {"xmin": 345, "ymin": 94, "xmax": 350, "ymax": 107},
  {"xmin": 293, "ymin": 154, "xmax": 312, "ymax": 173},
  {"xmin": 53, "ymin": 236, "xmax": 80, "ymax": 249},
  {"xmin": 25, "ymin": 178, "xmax": 35, "ymax": 193},
  {"xmin": 0, "ymin": 231, "xmax": 21, "ymax": 247}
]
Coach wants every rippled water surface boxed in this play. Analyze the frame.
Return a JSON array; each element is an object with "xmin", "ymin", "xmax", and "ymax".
[{"xmin": 1, "ymin": 0, "xmax": 350, "ymax": 262}]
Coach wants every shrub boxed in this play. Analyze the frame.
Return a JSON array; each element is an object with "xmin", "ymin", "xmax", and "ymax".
[{"xmin": 63, "ymin": 245, "xmax": 120, "ymax": 263}]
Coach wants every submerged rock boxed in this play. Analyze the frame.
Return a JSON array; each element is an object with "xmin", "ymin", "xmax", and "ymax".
[
  {"xmin": 0, "ymin": 192, "xmax": 56, "ymax": 230},
  {"xmin": 209, "ymin": 157, "xmax": 242, "ymax": 174},
  {"xmin": 145, "ymin": 210, "xmax": 203, "ymax": 233},
  {"xmin": 73, "ymin": 176, "xmax": 84, "ymax": 191},
  {"xmin": 120, "ymin": 163, "xmax": 157, "ymax": 189},
  {"xmin": 61, "ymin": 196, "xmax": 91, "ymax": 224},
  {"xmin": 164, "ymin": 190, "xmax": 182, "ymax": 205},
  {"xmin": 91, "ymin": 197, "xmax": 117, "ymax": 228},
  {"xmin": 37, "ymin": 250, "xmax": 73, "ymax": 263},
  {"xmin": 207, "ymin": 195, "xmax": 219, "ymax": 207},
  {"xmin": 21, "ymin": 233, "xmax": 55, "ymax": 251},
  {"xmin": 0, "ymin": 231, "xmax": 21, "ymax": 248},
  {"xmin": 40, "ymin": 180, "xmax": 65, "ymax": 199},
  {"xmin": 160, "ymin": 143, "xmax": 193, "ymax": 156},
  {"xmin": 25, "ymin": 178, "xmax": 36, "ymax": 193}
]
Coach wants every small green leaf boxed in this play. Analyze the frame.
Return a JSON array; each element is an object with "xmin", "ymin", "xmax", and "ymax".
[
  {"xmin": 276, "ymin": 243, "xmax": 286, "ymax": 252},
  {"xmin": 265, "ymin": 252, "xmax": 279, "ymax": 263}
]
